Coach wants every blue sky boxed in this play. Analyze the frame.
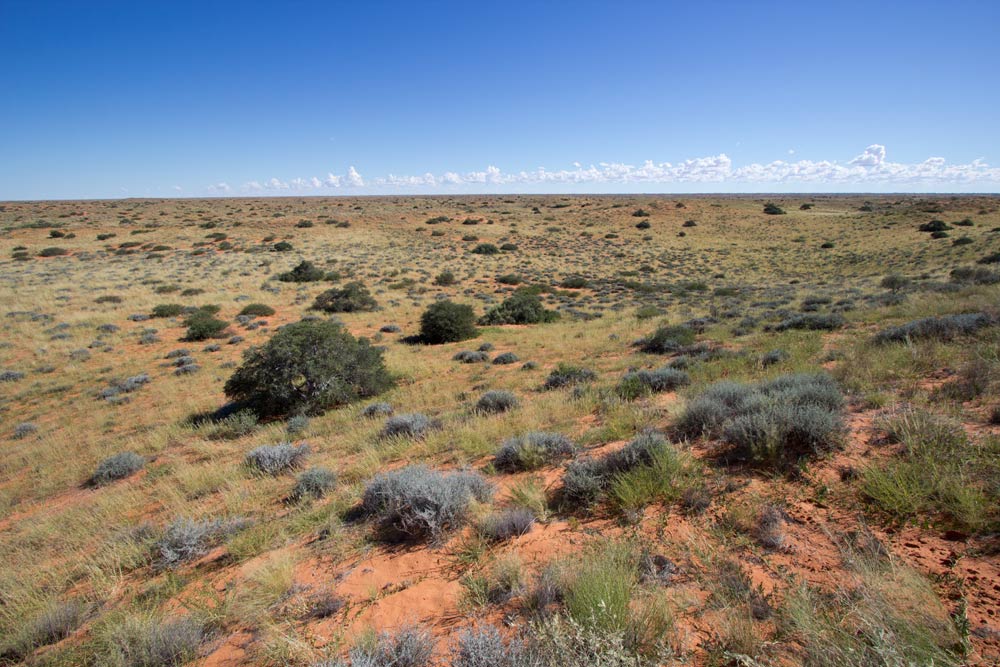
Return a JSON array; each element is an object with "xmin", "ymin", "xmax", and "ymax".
[{"xmin": 2, "ymin": 0, "xmax": 999, "ymax": 199}]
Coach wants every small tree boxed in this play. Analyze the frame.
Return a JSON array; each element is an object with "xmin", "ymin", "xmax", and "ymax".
[
  {"xmin": 311, "ymin": 281, "xmax": 378, "ymax": 312},
  {"xmin": 184, "ymin": 311, "xmax": 229, "ymax": 341},
  {"xmin": 434, "ymin": 270, "xmax": 457, "ymax": 286},
  {"xmin": 419, "ymin": 300, "xmax": 478, "ymax": 344},
  {"xmin": 224, "ymin": 319, "xmax": 393, "ymax": 417},
  {"xmin": 763, "ymin": 203, "xmax": 785, "ymax": 215}
]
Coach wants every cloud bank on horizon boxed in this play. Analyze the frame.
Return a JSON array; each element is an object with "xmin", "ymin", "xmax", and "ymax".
[{"xmin": 206, "ymin": 145, "xmax": 1000, "ymax": 196}]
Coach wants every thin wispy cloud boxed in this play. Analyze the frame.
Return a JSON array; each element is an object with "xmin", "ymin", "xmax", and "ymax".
[{"xmin": 220, "ymin": 146, "xmax": 1000, "ymax": 195}]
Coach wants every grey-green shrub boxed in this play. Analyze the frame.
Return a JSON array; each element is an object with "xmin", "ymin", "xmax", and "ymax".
[
  {"xmin": 475, "ymin": 390, "xmax": 520, "ymax": 414},
  {"xmin": 245, "ymin": 442, "xmax": 310, "ymax": 475},
  {"xmin": 495, "ymin": 432, "xmax": 576, "ymax": 472},
  {"xmin": 361, "ymin": 465, "xmax": 493, "ymax": 541},
  {"xmin": 291, "ymin": 466, "xmax": 336, "ymax": 500},
  {"xmin": 90, "ymin": 451, "xmax": 145, "ymax": 486}
]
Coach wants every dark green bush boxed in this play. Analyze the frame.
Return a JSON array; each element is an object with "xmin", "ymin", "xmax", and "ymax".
[
  {"xmin": 183, "ymin": 311, "xmax": 228, "ymax": 341},
  {"xmin": 151, "ymin": 304, "xmax": 185, "ymax": 318},
  {"xmin": 637, "ymin": 325, "xmax": 695, "ymax": 354},
  {"xmin": 311, "ymin": 281, "xmax": 378, "ymax": 312},
  {"xmin": 434, "ymin": 270, "xmax": 457, "ymax": 286},
  {"xmin": 224, "ymin": 319, "xmax": 393, "ymax": 417},
  {"xmin": 239, "ymin": 303, "xmax": 275, "ymax": 317},
  {"xmin": 543, "ymin": 363, "xmax": 596, "ymax": 390},
  {"xmin": 419, "ymin": 300, "xmax": 478, "ymax": 344},
  {"xmin": 277, "ymin": 260, "xmax": 325, "ymax": 282},
  {"xmin": 478, "ymin": 292, "xmax": 559, "ymax": 325},
  {"xmin": 763, "ymin": 203, "xmax": 785, "ymax": 215},
  {"xmin": 471, "ymin": 243, "xmax": 500, "ymax": 255},
  {"xmin": 273, "ymin": 241, "xmax": 293, "ymax": 251}
]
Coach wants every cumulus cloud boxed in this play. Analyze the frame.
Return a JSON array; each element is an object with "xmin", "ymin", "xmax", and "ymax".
[{"xmin": 218, "ymin": 146, "xmax": 1000, "ymax": 195}]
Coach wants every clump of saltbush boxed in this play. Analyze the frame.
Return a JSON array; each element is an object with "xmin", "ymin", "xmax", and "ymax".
[
  {"xmin": 675, "ymin": 372, "xmax": 845, "ymax": 468},
  {"xmin": 155, "ymin": 516, "xmax": 251, "ymax": 569},
  {"xmin": 381, "ymin": 413, "xmax": 438, "ymax": 439},
  {"xmin": 332, "ymin": 625, "xmax": 435, "ymax": 667},
  {"xmin": 361, "ymin": 402, "xmax": 394, "ymax": 418},
  {"xmin": 311, "ymin": 281, "xmax": 378, "ymax": 313},
  {"xmin": 453, "ymin": 350, "xmax": 489, "ymax": 363},
  {"xmin": 616, "ymin": 367, "xmax": 690, "ymax": 400},
  {"xmin": 562, "ymin": 431, "xmax": 675, "ymax": 505},
  {"xmin": 479, "ymin": 291, "xmax": 559, "ymax": 326},
  {"xmin": 418, "ymin": 300, "xmax": 478, "ymax": 344},
  {"xmin": 291, "ymin": 466, "xmax": 336, "ymax": 500},
  {"xmin": 245, "ymin": 442, "xmax": 310, "ymax": 475},
  {"xmin": 99, "ymin": 373, "xmax": 151, "ymax": 401},
  {"xmin": 636, "ymin": 324, "xmax": 695, "ymax": 354},
  {"xmin": 478, "ymin": 508, "xmax": 535, "ymax": 542},
  {"xmin": 475, "ymin": 390, "xmax": 520, "ymax": 414},
  {"xmin": 224, "ymin": 319, "xmax": 393, "ymax": 417},
  {"xmin": 90, "ymin": 451, "xmax": 145, "ymax": 486},
  {"xmin": 493, "ymin": 351, "xmax": 519, "ymax": 365},
  {"xmin": 543, "ymin": 363, "xmax": 597, "ymax": 390},
  {"xmin": 360, "ymin": 465, "xmax": 493, "ymax": 541},
  {"xmin": 495, "ymin": 432, "xmax": 576, "ymax": 472},
  {"xmin": 873, "ymin": 312, "xmax": 994, "ymax": 344}
]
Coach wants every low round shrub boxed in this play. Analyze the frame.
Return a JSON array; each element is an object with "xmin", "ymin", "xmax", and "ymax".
[
  {"xmin": 419, "ymin": 300, "xmax": 478, "ymax": 344},
  {"xmin": 479, "ymin": 292, "xmax": 559, "ymax": 326},
  {"xmin": 495, "ymin": 432, "xmax": 576, "ymax": 472},
  {"xmin": 245, "ymin": 442, "xmax": 310, "ymax": 475},
  {"xmin": 311, "ymin": 281, "xmax": 378, "ymax": 313},
  {"xmin": 381, "ymin": 413, "xmax": 437, "ymax": 439},
  {"xmin": 239, "ymin": 303, "xmax": 275, "ymax": 317},
  {"xmin": 90, "ymin": 451, "xmax": 145, "ymax": 486},
  {"xmin": 361, "ymin": 465, "xmax": 493, "ymax": 541},
  {"xmin": 475, "ymin": 390, "xmax": 520, "ymax": 414},
  {"xmin": 291, "ymin": 466, "xmax": 336, "ymax": 500},
  {"xmin": 492, "ymin": 352, "xmax": 519, "ymax": 365}
]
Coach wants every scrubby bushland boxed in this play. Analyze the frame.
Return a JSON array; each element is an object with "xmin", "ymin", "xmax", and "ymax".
[
  {"xmin": 543, "ymin": 363, "xmax": 597, "ymax": 390},
  {"xmin": 381, "ymin": 413, "xmax": 437, "ymax": 439},
  {"xmin": 418, "ymin": 300, "xmax": 478, "ymax": 343},
  {"xmin": 311, "ymin": 281, "xmax": 378, "ymax": 313},
  {"xmin": 360, "ymin": 465, "xmax": 493, "ymax": 541},
  {"xmin": 495, "ymin": 432, "xmax": 576, "ymax": 472},
  {"xmin": 183, "ymin": 311, "xmax": 228, "ymax": 341},
  {"xmin": 90, "ymin": 451, "xmax": 145, "ymax": 486},
  {"xmin": 291, "ymin": 466, "xmax": 336, "ymax": 500},
  {"xmin": 676, "ymin": 372, "xmax": 845, "ymax": 468},
  {"xmin": 616, "ymin": 367, "xmax": 690, "ymax": 400},
  {"xmin": 872, "ymin": 312, "xmax": 994, "ymax": 344},
  {"xmin": 479, "ymin": 291, "xmax": 559, "ymax": 326},
  {"xmin": 635, "ymin": 324, "xmax": 695, "ymax": 354},
  {"xmin": 277, "ymin": 260, "xmax": 325, "ymax": 282},
  {"xmin": 562, "ymin": 431, "xmax": 686, "ymax": 507},
  {"xmin": 771, "ymin": 312, "xmax": 845, "ymax": 331},
  {"xmin": 475, "ymin": 390, "xmax": 520, "ymax": 414},
  {"xmin": 239, "ymin": 303, "xmax": 275, "ymax": 317},
  {"xmin": 244, "ymin": 442, "xmax": 310, "ymax": 475},
  {"xmin": 224, "ymin": 319, "xmax": 393, "ymax": 417},
  {"xmin": 155, "ymin": 517, "xmax": 250, "ymax": 569}
]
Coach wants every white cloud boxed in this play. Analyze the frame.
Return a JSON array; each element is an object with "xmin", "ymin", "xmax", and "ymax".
[{"xmin": 217, "ymin": 146, "xmax": 1000, "ymax": 195}]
